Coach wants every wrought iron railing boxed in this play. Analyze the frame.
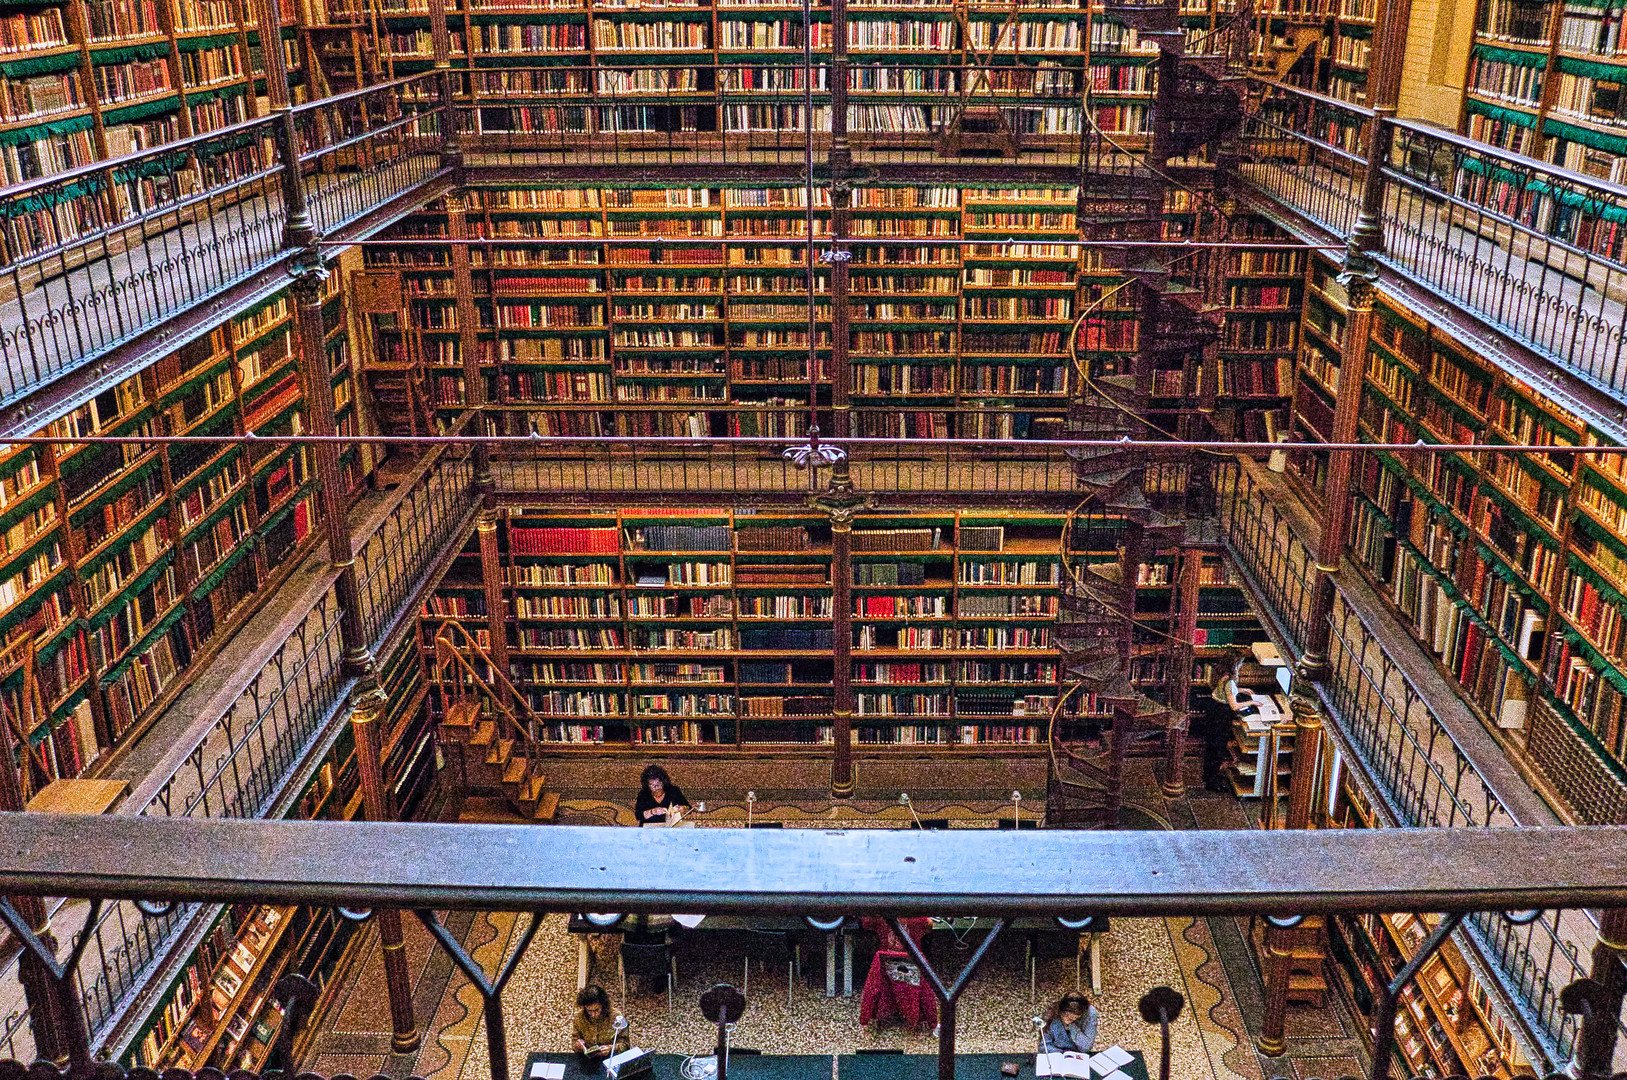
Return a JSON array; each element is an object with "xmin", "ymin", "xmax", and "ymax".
[
  {"xmin": 1233, "ymin": 76, "xmax": 1627, "ymax": 403},
  {"xmin": 2, "ymin": 813, "xmax": 1626, "ymax": 1080},
  {"xmin": 0, "ymin": 71, "xmax": 449, "ymax": 413},
  {"xmin": 1218, "ymin": 458, "xmax": 1627, "ymax": 1068},
  {"xmin": 28, "ymin": 438, "xmax": 478, "ymax": 1053}
]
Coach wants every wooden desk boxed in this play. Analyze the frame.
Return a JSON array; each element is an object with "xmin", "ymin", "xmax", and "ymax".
[
  {"xmin": 26, "ymin": 778, "xmax": 129, "ymax": 815},
  {"xmin": 839, "ymin": 1052, "xmax": 1149, "ymax": 1080}
]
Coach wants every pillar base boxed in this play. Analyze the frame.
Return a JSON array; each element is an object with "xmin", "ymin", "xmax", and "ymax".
[
  {"xmin": 1255, "ymin": 1035, "xmax": 1286, "ymax": 1057},
  {"xmin": 392, "ymin": 1030, "xmax": 423, "ymax": 1054},
  {"xmin": 1160, "ymin": 779, "xmax": 1185, "ymax": 799},
  {"xmin": 831, "ymin": 779, "xmax": 855, "ymax": 800}
]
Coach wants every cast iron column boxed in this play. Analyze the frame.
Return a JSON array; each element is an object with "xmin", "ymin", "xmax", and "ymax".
[
  {"xmin": 1298, "ymin": 267, "xmax": 1374, "ymax": 679},
  {"xmin": 1256, "ymin": 681, "xmax": 1326, "ymax": 1055},
  {"xmin": 0, "ymin": 720, "xmax": 78, "ymax": 1065},
  {"xmin": 292, "ymin": 266, "xmax": 365, "ymax": 658},
  {"xmin": 292, "ymin": 266, "xmax": 420, "ymax": 1053},
  {"xmin": 1576, "ymin": 909, "xmax": 1627, "ymax": 1079},
  {"xmin": 811, "ymin": 460, "xmax": 868, "ymax": 798},
  {"xmin": 348, "ymin": 684, "xmax": 423, "ymax": 1052},
  {"xmin": 827, "ymin": 0, "xmax": 852, "ymax": 436},
  {"xmin": 256, "ymin": 0, "xmax": 314, "ymax": 249},
  {"xmin": 1160, "ymin": 547, "xmax": 1202, "ymax": 797}
]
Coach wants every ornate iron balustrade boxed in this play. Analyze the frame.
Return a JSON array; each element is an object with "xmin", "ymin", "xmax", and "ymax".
[
  {"xmin": 1233, "ymin": 76, "xmax": 1627, "ymax": 406},
  {"xmin": 7, "ymin": 439, "xmax": 479, "ymax": 1057},
  {"xmin": 1218, "ymin": 458, "xmax": 1627, "ymax": 1067},
  {"xmin": 2, "ymin": 815, "xmax": 1627, "ymax": 1080},
  {"xmin": 0, "ymin": 71, "xmax": 449, "ymax": 415}
]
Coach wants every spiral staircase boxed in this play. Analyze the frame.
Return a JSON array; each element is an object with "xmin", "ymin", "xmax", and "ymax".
[{"xmin": 1047, "ymin": 0, "xmax": 1245, "ymax": 826}]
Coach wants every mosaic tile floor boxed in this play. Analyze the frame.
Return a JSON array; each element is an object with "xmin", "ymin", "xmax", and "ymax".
[{"xmin": 299, "ymin": 772, "xmax": 1371, "ymax": 1080}]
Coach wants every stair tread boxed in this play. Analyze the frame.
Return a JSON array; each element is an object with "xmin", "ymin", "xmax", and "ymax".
[
  {"xmin": 533, "ymin": 791, "xmax": 561, "ymax": 822},
  {"xmin": 469, "ymin": 720, "xmax": 496, "ymax": 746},
  {"xmin": 503, "ymin": 757, "xmax": 528, "ymax": 784},
  {"xmin": 489, "ymin": 737, "xmax": 514, "ymax": 765},
  {"xmin": 443, "ymin": 700, "xmax": 480, "ymax": 728}
]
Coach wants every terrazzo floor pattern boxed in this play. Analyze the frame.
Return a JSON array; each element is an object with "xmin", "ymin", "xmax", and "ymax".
[{"xmin": 299, "ymin": 780, "xmax": 1370, "ymax": 1080}]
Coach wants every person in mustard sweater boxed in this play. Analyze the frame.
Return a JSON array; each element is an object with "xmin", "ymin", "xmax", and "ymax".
[{"xmin": 572, "ymin": 985, "xmax": 627, "ymax": 1061}]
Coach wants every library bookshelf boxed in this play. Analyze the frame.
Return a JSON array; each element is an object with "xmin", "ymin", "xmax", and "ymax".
[
  {"xmin": 1313, "ymin": 288, "xmax": 1627, "ymax": 821},
  {"xmin": 0, "ymin": 264, "xmax": 366, "ymax": 792},
  {"xmin": 368, "ymin": 184, "xmax": 1102, "ymax": 441},
  {"xmin": 1324, "ymin": 775, "xmax": 1533, "ymax": 1080},
  {"xmin": 420, "ymin": 508, "xmax": 1263, "ymax": 755}
]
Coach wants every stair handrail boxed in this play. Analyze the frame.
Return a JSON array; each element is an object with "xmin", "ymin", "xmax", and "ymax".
[{"xmin": 432, "ymin": 618, "xmax": 548, "ymax": 798}]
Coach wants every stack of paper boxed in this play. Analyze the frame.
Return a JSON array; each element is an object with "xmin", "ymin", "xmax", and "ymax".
[{"xmin": 1035, "ymin": 1045, "xmax": 1134, "ymax": 1080}]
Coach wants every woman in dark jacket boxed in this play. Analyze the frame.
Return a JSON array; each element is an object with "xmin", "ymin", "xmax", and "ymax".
[{"xmin": 633, "ymin": 764, "xmax": 691, "ymax": 825}]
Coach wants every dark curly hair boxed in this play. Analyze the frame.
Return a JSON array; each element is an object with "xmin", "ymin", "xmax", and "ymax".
[
  {"xmin": 640, "ymin": 764, "xmax": 672, "ymax": 792},
  {"xmin": 1048, "ymin": 993, "xmax": 1092, "ymax": 1021},
  {"xmin": 577, "ymin": 984, "xmax": 612, "ymax": 1013}
]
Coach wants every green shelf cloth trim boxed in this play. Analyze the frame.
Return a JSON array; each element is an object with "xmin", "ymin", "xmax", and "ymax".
[
  {"xmin": 101, "ymin": 94, "xmax": 181, "ymax": 126},
  {"xmin": 180, "ymin": 486, "xmax": 248, "ymax": 548},
  {"xmin": 1459, "ymin": 153, "xmax": 1536, "ymax": 187},
  {"xmin": 1475, "ymin": 479, "xmax": 1559, "ymax": 550},
  {"xmin": 1555, "ymin": 54, "xmax": 1627, "ymax": 81},
  {"xmin": 0, "ymin": 49, "xmax": 82, "ymax": 77},
  {"xmin": 67, "ymin": 460, "xmax": 163, "ymax": 528},
  {"xmin": 1465, "ymin": 97, "xmax": 1538, "ymax": 127},
  {"xmin": 78, "ymin": 503, "xmax": 171, "ymax": 578},
  {"xmin": 1474, "ymin": 43, "xmax": 1551, "ymax": 67},
  {"xmin": 1559, "ymin": 625, "xmax": 1627, "ymax": 697},
  {"xmin": 0, "ymin": 529, "xmax": 65, "ymax": 588},
  {"xmin": 159, "ymin": 358, "xmax": 234, "ymax": 405},
  {"xmin": 1567, "ymin": 550, "xmax": 1627, "ymax": 608},
  {"xmin": 1390, "ymin": 529, "xmax": 1525, "ymax": 666},
  {"xmin": 255, "ymin": 485, "xmax": 309, "ymax": 536},
  {"xmin": 49, "ymin": 684, "xmax": 91, "ymax": 724},
  {"xmin": 88, "ymin": 41, "xmax": 173, "ymax": 64},
  {"xmin": 175, "ymin": 32, "xmax": 239, "ymax": 50},
  {"xmin": 0, "ymin": 579, "xmax": 67, "ymax": 646},
  {"xmin": 0, "ymin": 483, "xmax": 58, "ymax": 533},
  {"xmin": 1526, "ymin": 177, "xmax": 1627, "ymax": 221},
  {"xmin": 1545, "ymin": 115, "xmax": 1627, "ymax": 153},
  {"xmin": 1564, "ymin": 0, "xmax": 1623, "ymax": 9},
  {"xmin": 190, "ymin": 538, "xmax": 254, "ymax": 599},
  {"xmin": 181, "ymin": 83, "xmax": 248, "ymax": 106},
  {"xmin": 0, "ymin": 111, "xmax": 95, "ymax": 146},
  {"xmin": 97, "ymin": 601, "xmax": 187, "ymax": 685},
  {"xmin": 1338, "ymin": 22, "xmax": 1372, "ymax": 37},
  {"xmin": 86, "ymin": 552, "xmax": 176, "ymax": 631},
  {"xmin": 466, "ymin": 9, "xmax": 585, "ymax": 21}
]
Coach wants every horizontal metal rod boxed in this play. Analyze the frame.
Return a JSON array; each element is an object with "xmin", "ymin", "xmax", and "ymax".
[
  {"xmin": 0, "ymin": 814, "xmax": 1624, "ymax": 915},
  {"xmin": 3, "ymin": 434, "xmax": 1620, "ymax": 456},
  {"xmin": 330, "ymin": 237, "xmax": 1349, "ymax": 250}
]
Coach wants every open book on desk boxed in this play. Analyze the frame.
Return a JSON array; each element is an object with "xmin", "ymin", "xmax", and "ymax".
[{"xmin": 1036, "ymin": 1046, "xmax": 1134, "ymax": 1080}]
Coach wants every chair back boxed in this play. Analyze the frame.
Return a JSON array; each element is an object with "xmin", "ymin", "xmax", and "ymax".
[{"xmin": 620, "ymin": 941, "xmax": 672, "ymax": 977}]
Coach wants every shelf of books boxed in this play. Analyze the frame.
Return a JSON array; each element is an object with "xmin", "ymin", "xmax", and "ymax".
[
  {"xmin": 1327, "ymin": 775, "xmax": 1532, "ymax": 1080},
  {"xmin": 1285, "ymin": 250, "xmax": 1347, "ymax": 494},
  {"xmin": 386, "ymin": 0, "xmax": 1112, "ymax": 154},
  {"xmin": 0, "ymin": 0, "xmax": 269, "ymax": 186},
  {"xmin": 1217, "ymin": 214, "xmax": 1300, "ymax": 444},
  {"xmin": 0, "ymin": 275, "xmax": 357, "ymax": 787},
  {"xmin": 421, "ymin": 510, "xmax": 1272, "ymax": 753},
  {"xmin": 1341, "ymin": 293, "xmax": 1627, "ymax": 805},
  {"xmin": 370, "ymin": 183, "xmax": 1097, "ymax": 439},
  {"xmin": 421, "ymin": 508, "xmax": 1109, "ymax": 750}
]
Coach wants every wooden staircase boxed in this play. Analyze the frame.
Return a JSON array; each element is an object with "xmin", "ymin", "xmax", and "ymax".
[
  {"xmin": 432, "ymin": 620, "xmax": 561, "ymax": 823},
  {"xmin": 1249, "ymin": 914, "xmax": 1330, "ymax": 1006}
]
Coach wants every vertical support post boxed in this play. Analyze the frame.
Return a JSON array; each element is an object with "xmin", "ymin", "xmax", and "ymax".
[
  {"xmin": 256, "ymin": 0, "xmax": 315, "ymax": 248},
  {"xmin": 1350, "ymin": 0, "xmax": 1409, "ymax": 253},
  {"xmin": 1297, "ymin": 269, "xmax": 1374, "ymax": 679},
  {"xmin": 829, "ymin": 180, "xmax": 852, "ymax": 439},
  {"xmin": 1575, "ymin": 909, "xmax": 1627, "ymax": 1080},
  {"xmin": 829, "ymin": 503, "xmax": 854, "ymax": 798},
  {"xmin": 826, "ymin": 0, "xmax": 851, "ymax": 437},
  {"xmin": 348, "ymin": 685, "xmax": 423, "ymax": 1053},
  {"xmin": 0, "ymin": 720, "xmax": 77, "ymax": 1065},
  {"xmin": 1256, "ymin": 683, "xmax": 1326, "ymax": 1055},
  {"xmin": 428, "ymin": 0, "xmax": 460, "ymax": 171},
  {"xmin": 448, "ymin": 192, "xmax": 489, "ymax": 463},
  {"xmin": 1160, "ymin": 547, "xmax": 1202, "ymax": 797},
  {"xmin": 479, "ymin": 505, "xmax": 509, "ymax": 675},
  {"xmin": 292, "ymin": 265, "xmax": 366, "ymax": 664}
]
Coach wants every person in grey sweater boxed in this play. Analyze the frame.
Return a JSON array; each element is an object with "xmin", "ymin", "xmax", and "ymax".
[{"xmin": 1042, "ymin": 993, "xmax": 1099, "ymax": 1054}]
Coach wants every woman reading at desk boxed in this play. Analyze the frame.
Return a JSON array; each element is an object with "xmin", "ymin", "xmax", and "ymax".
[
  {"xmin": 1043, "ymin": 993, "xmax": 1099, "ymax": 1055},
  {"xmin": 572, "ymin": 985, "xmax": 626, "ymax": 1061},
  {"xmin": 634, "ymin": 764, "xmax": 690, "ymax": 826}
]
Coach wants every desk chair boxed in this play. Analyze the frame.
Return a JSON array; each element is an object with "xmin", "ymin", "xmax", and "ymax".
[
  {"xmin": 1026, "ymin": 921, "xmax": 1108, "ymax": 1000},
  {"xmin": 620, "ymin": 940, "xmax": 677, "ymax": 1015},
  {"xmin": 739, "ymin": 929, "xmax": 800, "ymax": 1006}
]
